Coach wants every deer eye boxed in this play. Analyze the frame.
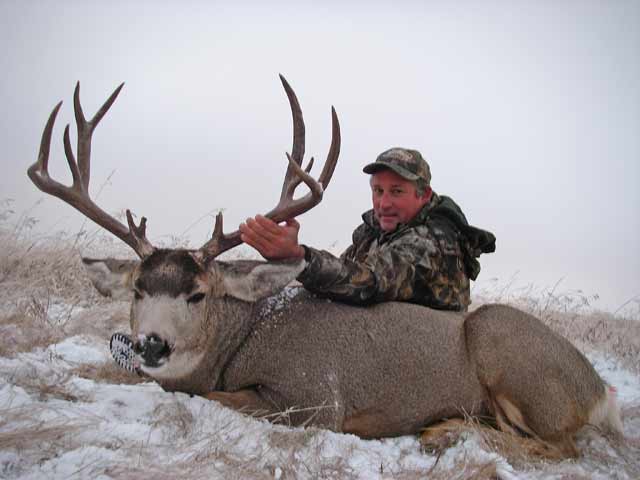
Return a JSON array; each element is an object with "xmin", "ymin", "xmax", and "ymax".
[{"xmin": 187, "ymin": 292, "xmax": 206, "ymax": 304}]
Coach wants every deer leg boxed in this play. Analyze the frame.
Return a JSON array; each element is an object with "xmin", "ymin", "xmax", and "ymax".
[
  {"xmin": 202, "ymin": 389, "xmax": 275, "ymax": 417},
  {"xmin": 420, "ymin": 418, "xmax": 467, "ymax": 454},
  {"xmin": 490, "ymin": 391, "xmax": 580, "ymax": 458},
  {"xmin": 343, "ymin": 413, "xmax": 386, "ymax": 438},
  {"xmin": 492, "ymin": 393, "xmax": 535, "ymax": 437},
  {"xmin": 342, "ymin": 410, "xmax": 410, "ymax": 438}
]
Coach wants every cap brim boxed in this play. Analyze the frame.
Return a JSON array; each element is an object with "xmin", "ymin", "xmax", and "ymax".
[{"xmin": 362, "ymin": 161, "xmax": 420, "ymax": 181}]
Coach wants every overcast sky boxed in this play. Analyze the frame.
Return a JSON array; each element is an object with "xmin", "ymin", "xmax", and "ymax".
[{"xmin": 2, "ymin": 0, "xmax": 638, "ymax": 313}]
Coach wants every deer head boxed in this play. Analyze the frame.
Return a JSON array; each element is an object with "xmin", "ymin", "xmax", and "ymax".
[{"xmin": 28, "ymin": 76, "xmax": 340, "ymax": 383}]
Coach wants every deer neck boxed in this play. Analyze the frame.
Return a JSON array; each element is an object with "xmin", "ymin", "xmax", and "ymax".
[{"xmin": 155, "ymin": 296, "xmax": 258, "ymax": 395}]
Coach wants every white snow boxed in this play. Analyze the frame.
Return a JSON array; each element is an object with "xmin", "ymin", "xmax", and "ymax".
[{"xmin": 48, "ymin": 336, "xmax": 109, "ymax": 365}]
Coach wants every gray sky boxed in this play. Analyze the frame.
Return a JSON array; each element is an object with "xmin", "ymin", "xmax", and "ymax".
[{"xmin": 2, "ymin": 0, "xmax": 639, "ymax": 312}]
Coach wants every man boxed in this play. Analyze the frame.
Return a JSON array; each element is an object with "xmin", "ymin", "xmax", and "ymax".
[{"xmin": 239, "ymin": 147, "xmax": 495, "ymax": 312}]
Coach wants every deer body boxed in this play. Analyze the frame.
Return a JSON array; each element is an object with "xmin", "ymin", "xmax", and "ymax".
[
  {"xmin": 82, "ymin": 250, "xmax": 619, "ymax": 453},
  {"xmin": 222, "ymin": 291, "xmax": 488, "ymax": 437},
  {"xmin": 30, "ymin": 79, "xmax": 623, "ymax": 456}
]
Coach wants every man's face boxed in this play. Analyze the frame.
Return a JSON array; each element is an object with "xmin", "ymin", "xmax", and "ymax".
[{"xmin": 370, "ymin": 169, "xmax": 431, "ymax": 232}]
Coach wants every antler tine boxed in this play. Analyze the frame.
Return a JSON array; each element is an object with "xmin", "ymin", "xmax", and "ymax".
[
  {"xmin": 63, "ymin": 124, "xmax": 82, "ymax": 188},
  {"xmin": 74, "ymin": 82, "xmax": 125, "ymax": 192},
  {"xmin": 317, "ymin": 107, "xmax": 341, "ymax": 189},
  {"xmin": 283, "ymin": 156, "xmax": 315, "ymax": 199},
  {"xmin": 27, "ymin": 83, "xmax": 155, "ymax": 260},
  {"xmin": 200, "ymin": 212, "xmax": 242, "ymax": 258},
  {"xmin": 126, "ymin": 210, "xmax": 155, "ymax": 258},
  {"xmin": 278, "ymin": 74, "xmax": 306, "ymax": 203},
  {"xmin": 34, "ymin": 101, "xmax": 63, "ymax": 175},
  {"xmin": 199, "ymin": 76, "xmax": 341, "ymax": 260},
  {"xmin": 282, "ymin": 152, "xmax": 323, "ymax": 198}
]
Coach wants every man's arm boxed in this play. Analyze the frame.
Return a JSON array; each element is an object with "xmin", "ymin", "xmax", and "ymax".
[
  {"xmin": 238, "ymin": 216, "xmax": 455, "ymax": 309},
  {"xmin": 297, "ymin": 233, "xmax": 436, "ymax": 305}
]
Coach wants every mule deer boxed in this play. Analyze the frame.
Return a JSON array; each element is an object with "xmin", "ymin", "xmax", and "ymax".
[{"xmin": 28, "ymin": 77, "xmax": 623, "ymax": 457}]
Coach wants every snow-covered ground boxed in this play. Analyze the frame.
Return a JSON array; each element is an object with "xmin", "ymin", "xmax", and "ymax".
[
  {"xmin": 0, "ymin": 229, "xmax": 639, "ymax": 479},
  {"xmin": 1, "ymin": 294, "xmax": 639, "ymax": 480}
]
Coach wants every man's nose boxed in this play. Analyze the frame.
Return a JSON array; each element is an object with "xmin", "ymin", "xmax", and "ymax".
[{"xmin": 379, "ymin": 192, "xmax": 393, "ymax": 209}]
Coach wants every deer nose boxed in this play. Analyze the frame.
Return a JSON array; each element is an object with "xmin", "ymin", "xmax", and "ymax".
[{"xmin": 134, "ymin": 333, "xmax": 171, "ymax": 367}]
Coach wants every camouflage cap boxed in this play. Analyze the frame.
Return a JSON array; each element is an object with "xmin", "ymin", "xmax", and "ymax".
[{"xmin": 363, "ymin": 148, "xmax": 431, "ymax": 185}]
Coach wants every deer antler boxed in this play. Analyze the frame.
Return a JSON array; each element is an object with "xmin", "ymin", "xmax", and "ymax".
[
  {"xmin": 27, "ymin": 82, "xmax": 155, "ymax": 259},
  {"xmin": 200, "ymin": 75, "xmax": 341, "ymax": 258}
]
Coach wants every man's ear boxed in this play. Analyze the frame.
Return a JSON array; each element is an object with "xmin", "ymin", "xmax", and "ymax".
[
  {"xmin": 82, "ymin": 257, "xmax": 138, "ymax": 301},
  {"xmin": 217, "ymin": 259, "xmax": 306, "ymax": 302},
  {"xmin": 419, "ymin": 185, "xmax": 433, "ymax": 204}
]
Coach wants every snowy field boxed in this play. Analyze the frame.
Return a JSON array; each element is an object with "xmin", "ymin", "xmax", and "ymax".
[{"xmin": 1, "ymin": 228, "xmax": 639, "ymax": 479}]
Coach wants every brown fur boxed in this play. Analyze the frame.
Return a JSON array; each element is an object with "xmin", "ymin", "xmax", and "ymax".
[
  {"xmin": 465, "ymin": 305, "xmax": 606, "ymax": 443},
  {"xmin": 202, "ymin": 389, "xmax": 273, "ymax": 416}
]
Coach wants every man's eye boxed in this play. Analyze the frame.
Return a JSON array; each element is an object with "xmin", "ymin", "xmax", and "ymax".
[
  {"xmin": 187, "ymin": 293, "xmax": 206, "ymax": 304},
  {"xmin": 134, "ymin": 290, "xmax": 143, "ymax": 300}
]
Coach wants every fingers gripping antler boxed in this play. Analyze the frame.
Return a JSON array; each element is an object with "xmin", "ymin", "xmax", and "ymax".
[
  {"xmin": 27, "ymin": 83, "xmax": 155, "ymax": 259},
  {"xmin": 200, "ymin": 75, "xmax": 341, "ymax": 258}
]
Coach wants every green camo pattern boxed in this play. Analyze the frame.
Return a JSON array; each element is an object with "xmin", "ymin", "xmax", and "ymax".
[{"xmin": 297, "ymin": 193, "xmax": 495, "ymax": 312}]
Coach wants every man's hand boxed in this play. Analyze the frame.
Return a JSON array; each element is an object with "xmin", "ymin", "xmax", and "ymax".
[{"xmin": 239, "ymin": 215, "xmax": 305, "ymax": 261}]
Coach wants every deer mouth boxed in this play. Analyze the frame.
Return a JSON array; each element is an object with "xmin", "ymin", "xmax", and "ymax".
[{"xmin": 134, "ymin": 334, "xmax": 173, "ymax": 369}]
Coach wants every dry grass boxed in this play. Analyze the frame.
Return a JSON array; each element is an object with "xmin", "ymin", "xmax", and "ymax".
[
  {"xmin": 0, "ymin": 404, "xmax": 96, "ymax": 451},
  {"xmin": 432, "ymin": 460, "xmax": 498, "ymax": 480},
  {"xmin": 5, "ymin": 365, "xmax": 91, "ymax": 403},
  {"xmin": 474, "ymin": 278, "xmax": 640, "ymax": 374},
  {"xmin": 0, "ymin": 308, "xmax": 129, "ymax": 360},
  {"xmin": 423, "ymin": 417, "xmax": 564, "ymax": 467},
  {"xmin": 1, "ymin": 232, "xmax": 97, "ymax": 308},
  {"xmin": 0, "ymin": 205, "xmax": 132, "ymax": 357},
  {"xmin": 0, "ymin": 313, "xmax": 64, "ymax": 357},
  {"xmin": 0, "ymin": 403, "xmax": 103, "ymax": 479},
  {"xmin": 63, "ymin": 307, "xmax": 130, "ymax": 341},
  {"xmin": 0, "ymin": 201, "xmax": 134, "ymax": 319},
  {"xmin": 419, "ymin": 416, "xmax": 640, "ymax": 479},
  {"xmin": 472, "ymin": 276, "xmax": 601, "ymax": 320},
  {"xmin": 544, "ymin": 309, "xmax": 640, "ymax": 374},
  {"xmin": 70, "ymin": 362, "xmax": 148, "ymax": 386},
  {"xmin": 373, "ymin": 458, "xmax": 498, "ymax": 480}
]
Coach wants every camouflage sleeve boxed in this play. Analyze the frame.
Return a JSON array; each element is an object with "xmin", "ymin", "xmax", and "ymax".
[{"xmin": 296, "ymin": 231, "xmax": 438, "ymax": 305}]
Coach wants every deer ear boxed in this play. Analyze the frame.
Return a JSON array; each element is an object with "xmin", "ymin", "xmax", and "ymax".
[
  {"xmin": 82, "ymin": 257, "xmax": 138, "ymax": 301},
  {"xmin": 217, "ymin": 259, "xmax": 306, "ymax": 302}
]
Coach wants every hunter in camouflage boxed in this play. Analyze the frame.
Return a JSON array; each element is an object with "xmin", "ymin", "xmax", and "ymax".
[{"xmin": 240, "ymin": 147, "xmax": 495, "ymax": 312}]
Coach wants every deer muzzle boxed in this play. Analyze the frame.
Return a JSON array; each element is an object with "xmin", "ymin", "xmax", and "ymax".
[{"xmin": 134, "ymin": 333, "xmax": 172, "ymax": 368}]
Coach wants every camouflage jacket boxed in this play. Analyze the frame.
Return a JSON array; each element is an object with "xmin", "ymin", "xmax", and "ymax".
[{"xmin": 297, "ymin": 193, "xmax": 496, "ymax": 312}]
